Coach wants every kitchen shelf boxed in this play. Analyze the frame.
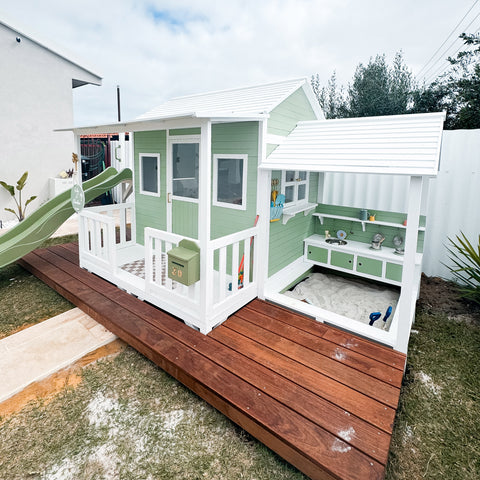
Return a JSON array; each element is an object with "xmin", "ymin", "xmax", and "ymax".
[
  {"xmin": 312, "ymin": 213, "xmax": 425, "ymax": 232},
  {"xmin": 282, "ymin": 202, "xmax": 317, "ymax": 224}
]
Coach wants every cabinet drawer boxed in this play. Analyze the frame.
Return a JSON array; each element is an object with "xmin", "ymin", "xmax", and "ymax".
[
  {"xmin": 357, "ymin": 256, "xmax": 383, "ymax": 277},
  {"xmin": 331, "ymin": 251, "xmax": 354, "ymax": 270},
  {"xmin": 386, "ymin": 262, "xmax": 403, "ymax": 282},
  {"xmin": 307, "ymin": 245, "xmax": 328, "ymax": 264}
]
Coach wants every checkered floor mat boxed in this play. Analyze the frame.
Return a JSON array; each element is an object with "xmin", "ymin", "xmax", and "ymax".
[{"xmin": 120, "ymin": 254, "xmax": 175, "ymax": 287}]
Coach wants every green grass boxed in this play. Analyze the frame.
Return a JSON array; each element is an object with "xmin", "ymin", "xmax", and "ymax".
[
  {"xmin": 0, "ymin": 235, "xmax": 76, "ymax": 338},
  {"xmin": 0, "ymin": 348, "xmax": 306, "ymax": 480},
  {"xmin": 1, "ymin": 237, "xmax": 479, "ymax": 478},
  {"xmin": 387, "ymin": 312, "xmax": 480, "ymax": 479}
]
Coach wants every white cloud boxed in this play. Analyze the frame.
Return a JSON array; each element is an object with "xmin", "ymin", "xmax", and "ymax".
[{"xmin": 1, "ymin": 0, "xmax": 476, "ymax": 125}]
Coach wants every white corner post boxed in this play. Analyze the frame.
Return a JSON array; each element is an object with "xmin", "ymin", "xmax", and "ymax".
[
  {"xmin": 396, "ymin": 175, "xmax": 423, "ymax": 354},
  {"xmin": 199, "ymin": 120, "xmax": 212, "ymax": 333},
  {"xmin": 256, "ymin": 120, "xmax": 270, "ymax": 300}
]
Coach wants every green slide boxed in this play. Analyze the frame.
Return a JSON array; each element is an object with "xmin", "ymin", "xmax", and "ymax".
[{"xmin": 0, "ymin": 167, "xmax": 132, "ymax": 269}]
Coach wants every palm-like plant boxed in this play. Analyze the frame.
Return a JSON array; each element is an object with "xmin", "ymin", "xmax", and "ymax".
[
  {"xmin": 0, "ymin": 171, "xmax": 37, "ymax": 221},
  {"xmin": 445, "ymin": 232, "xmax": 480, "ymax": 305}
]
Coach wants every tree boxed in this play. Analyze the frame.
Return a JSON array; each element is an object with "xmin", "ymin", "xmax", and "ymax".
[
  {"xmin": 312, "ymin": 51, "xmax": 413, "ymax": 119},
  {"xmin": 411, "ymin": 33, "xmax": 480, "ymax": 129}
]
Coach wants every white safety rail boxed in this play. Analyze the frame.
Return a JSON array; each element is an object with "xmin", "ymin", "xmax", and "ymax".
[
  {"xmin": 78, "ymin": 207, "xmax": 259, "ymax": 334},
  {"xmin": 144, "ymin": 227, "xmax": 201, "ymax": 328},
  {"xmin": 209, "ymin": 226, "xmax": 259, "ymax": 329},
  {"xmin": 143, "ymin": 225, "xmax": 259, "ymax": 333},
  {"xmin": 78, "ymin": 203, "xmax": 135, "ymax": 275},
  {"xmin": 78, "ymin": 209, "xmax": 117, "ymax": 275}
]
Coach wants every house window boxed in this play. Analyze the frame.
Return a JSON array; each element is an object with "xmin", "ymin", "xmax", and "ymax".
[
  {"xmin": 213, "ymin": 154, "xmax": 248, "ymax": 210},
  {"xmin": 172, "ymin": 142, "xmax": 199, "ymax": 200},
  {"xmin": 140, "ymin": 154, "xmax": 160, "ymax": 196},
  {"xmin": 282, "ymin": 170, "xmax": 309, "ymax": 205}
]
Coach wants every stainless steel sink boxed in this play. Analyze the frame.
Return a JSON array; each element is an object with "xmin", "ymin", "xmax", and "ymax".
[{"xmin": 326, "ymin": 238, "xmax": 347, "ymax": 245}]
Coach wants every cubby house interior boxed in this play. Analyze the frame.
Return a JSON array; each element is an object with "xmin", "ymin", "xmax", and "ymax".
[{"xmin": 65, "ymin": 78, "xmax": 445, "ymax": 354}]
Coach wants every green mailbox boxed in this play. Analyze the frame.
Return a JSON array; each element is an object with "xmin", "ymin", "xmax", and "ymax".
[{"xmin": 167, "ymin": 239, "xmax": 200, "ymax": 286}]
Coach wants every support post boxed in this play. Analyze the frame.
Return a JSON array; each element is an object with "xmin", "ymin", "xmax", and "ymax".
[
  {"xmin": 396, "ymin": 175, "xmax": 423, "ymax": 354},
  {"xmin": 199, "ymin": 120, "xmax": 212, "ymax": 333},
  {"xmin": 256, "ymin": 120, "xmax": 270, "ymax": 299},
  {"xmin": 73, "ymin": 133, "xmax": 82, "ymax": 185}
]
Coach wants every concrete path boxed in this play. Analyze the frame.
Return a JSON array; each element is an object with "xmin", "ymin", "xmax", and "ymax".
[{"xmin": 0, "ymin": 308, "xmax": 116, "ymax": 403}]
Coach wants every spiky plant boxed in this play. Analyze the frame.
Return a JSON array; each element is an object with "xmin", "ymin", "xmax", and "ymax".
[
  {"xmin": 445, "ymin": 232, "xmax": 480, "ymax": 305},
  {"xmin": 0, "ymin": 171, "xmax": 37, "ymax": 221}
]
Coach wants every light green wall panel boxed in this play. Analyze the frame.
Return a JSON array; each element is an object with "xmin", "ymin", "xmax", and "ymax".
[
  {"xmin": 267, "ymin": 172, "xmax": 319, "ymax": 277},
  {"xmin": 315, "ymin": 203, "xmax": 425, "ymax": 253},
  {"xmin": 169, "ymin": 128, "xmax": 201, "ymax": 136},
  {"xmin": 211, "ymin": 122, "xmax": 259, "ymax": 240},
  {"xmin": 267, "ymin": 88, "xmax": 317, "ymax": 136},
  {"xmin": 134, "ymin": 130, "xmax": 167, "ymax": 245}
]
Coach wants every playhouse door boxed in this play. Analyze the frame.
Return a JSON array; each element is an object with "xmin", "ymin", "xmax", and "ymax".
[{"xmin": 166, "ymin": 136, "xmax": 200, "ymax": 239}]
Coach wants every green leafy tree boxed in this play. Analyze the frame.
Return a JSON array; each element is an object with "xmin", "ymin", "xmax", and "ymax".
[
  {"xmin": 312, "ymin": 51, "xmax": 413, "ymax": 118},
  {"xmin": 412, "ymin": 33, "xmax": 480, "ymax": 129},
  {"xmin": 0, "ymin": 171, "xmax": 37, "ymax": 221}
]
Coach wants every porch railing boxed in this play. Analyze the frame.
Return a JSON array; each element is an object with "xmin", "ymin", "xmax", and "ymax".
[
  {"xmin": 78, "ymin": 202, "xmax": 135, "ymax": 275},
  {"xmin": 144, "ymin": 225, "xmax": 259, "ymax": 333}
]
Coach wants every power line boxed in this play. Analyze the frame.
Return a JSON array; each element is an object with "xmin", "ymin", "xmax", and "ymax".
[
  {"xmin": 418, "ymin": 9, "xmax": 480, "ymax": 84},
  {"xmin": 416, "ymin": 0, "xmax": 479, "ymax": 78}
]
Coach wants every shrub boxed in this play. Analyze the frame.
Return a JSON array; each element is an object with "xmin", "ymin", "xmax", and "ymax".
[{"xmin": 445, "ymin": 232, "xmax": 480, "ymax": 305}]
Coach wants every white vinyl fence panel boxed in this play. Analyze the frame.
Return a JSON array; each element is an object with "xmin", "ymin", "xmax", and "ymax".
[{"xmin": 322, "ymin": 129, "xmax": 480, "ymax": 279}]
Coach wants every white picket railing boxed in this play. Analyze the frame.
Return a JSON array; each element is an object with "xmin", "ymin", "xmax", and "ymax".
[
  {"xmin": 78, "ymin": 207, "xmax": 259, "ymax": 333},
  {"xmin": 78, "ymin": 202, "xmax": 135, "ymax": 276},
  {"xmin": 78, "ymin": 209, "xmax": 117, "ymax": 274},
  {"xmin": 208, "ymin": 226, "xmax": 259, "ymax": 329},
  {"xmin": 86, "ymin": 202, "xmax": 135, "ymax": 248}
]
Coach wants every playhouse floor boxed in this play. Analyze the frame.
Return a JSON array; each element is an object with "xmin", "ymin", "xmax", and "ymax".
[{"xmin": 19, "ymin": 243, "xmax": 406, "ymax": 480}]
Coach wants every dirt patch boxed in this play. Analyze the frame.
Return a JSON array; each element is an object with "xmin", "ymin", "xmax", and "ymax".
[
  {"xmin": 417, "ymin": 274, "xmax": 480, "ymax": 324},
  {"xmin": 0, "ymin": 339, "xmax": 126, "ymax": 419}
]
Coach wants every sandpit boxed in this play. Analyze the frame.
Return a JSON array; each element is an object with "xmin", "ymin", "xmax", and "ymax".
[{"xmin": 283, "ymin": 272, "xmax": 399, "ymax": 330}]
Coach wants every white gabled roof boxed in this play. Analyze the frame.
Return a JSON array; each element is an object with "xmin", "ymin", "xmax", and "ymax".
[
  {"xmin": 137, "ymin": 78, "xmax": 323, "ymax": 121},
  {"xmin": 262, "ymin": 112, "xmax": 446, "ymax": 176}
]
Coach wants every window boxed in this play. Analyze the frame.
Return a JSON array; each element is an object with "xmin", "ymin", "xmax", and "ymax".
[
  {"xmin": 213, "ymin": 154, "xmax": 248, "ymax": 210},
  {"xmin": 139, "ymin": 154, "xmax": 160, "ymax": 196},
  {"xmin": 172, "ymin": 142, "xmax": 199, "ymax": 200},
  {"xmin": 281, "ymin": 170, "xmax": 309, "ymax": 205}
]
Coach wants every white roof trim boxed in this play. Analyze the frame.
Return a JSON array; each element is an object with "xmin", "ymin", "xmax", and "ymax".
[
  {"xmin": 0, "ymin": 13, "xmax": 102, "ymax": 82},
  {"xmin": 261, "ymin": 112, "xmax": 446, "ymax": 176},
  {"xmin": 57, "ymin": 112, "xmax": 269, "ymax": 135}
]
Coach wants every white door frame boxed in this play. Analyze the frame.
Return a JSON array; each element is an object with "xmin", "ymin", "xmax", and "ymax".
[{"xmin": 166, "ymin": 134, "xmax": 201, "ymax": 233}]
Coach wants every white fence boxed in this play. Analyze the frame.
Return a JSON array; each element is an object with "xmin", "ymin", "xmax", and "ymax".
[{"xmin": 322, "ymin": 129, "xmax": 480, "ymax": 279}]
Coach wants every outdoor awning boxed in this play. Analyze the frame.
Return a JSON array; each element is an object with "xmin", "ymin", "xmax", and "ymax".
[{"xmin": 261, "ymin": 112, "xmax": 446, "ymax": 176}]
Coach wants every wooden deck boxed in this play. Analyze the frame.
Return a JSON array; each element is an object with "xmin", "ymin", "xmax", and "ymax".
[{"xmin": 19, "ymin": 243, "xmax": 406, "ymax": 480}]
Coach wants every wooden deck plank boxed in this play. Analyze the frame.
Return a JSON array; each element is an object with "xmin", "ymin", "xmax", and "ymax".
[
  {"xmin": 210, "ymin": 321, "xmax": 396, "ymax": 434},
  {"xmin": 222, "ymin": 315, "xmax": 400, "ymax": 409},
  {"xmin": 246, "ymin": 299, "xmax": 406, "ymax": 370},
  {"xmin": 43, "ymin": 245, "xmax": 391, "ymax": 464},
  {"xmin": 236, "ymin": 306, "xmax": 403, "ymax": 387},
  {"xmin": 22, "ymin": 250, "xmax": 374, "ymax": 480},
  {"xmin": 17, "ymin": 244, "xmax": 406, "ymax": 480}
]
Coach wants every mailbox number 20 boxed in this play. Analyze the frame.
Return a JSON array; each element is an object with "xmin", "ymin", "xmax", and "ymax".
[{"xmin": 171, "ymin": 267, "xmax": 183, "ymax": 278}]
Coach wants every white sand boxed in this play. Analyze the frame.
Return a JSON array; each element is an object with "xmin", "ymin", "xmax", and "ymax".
[{"xmin": 283, "ymin": 272, "xmax": 399, "ymax": 331}]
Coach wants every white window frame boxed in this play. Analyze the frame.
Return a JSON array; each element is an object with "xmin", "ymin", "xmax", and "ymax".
[
  {"xmin": 281, "ymin": 170, "xmax": 309, "ymax": 206},
  {"xmin": 139, "ymin": 153, "xmax": 160, "ymax": 197},
  {"xmin": 169, "ymin": 135, "xmax": 200, "ymax": 204},
  {"xmin": 213, "ymin": 154, "xmax": 248, "ymax": 210}
]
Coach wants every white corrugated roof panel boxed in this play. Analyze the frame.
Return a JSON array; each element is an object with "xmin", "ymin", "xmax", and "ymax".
[
  {"xmin": 261, "ymin": 112, "xmax": 446, "ymax": 176},
  {"xmin": 137, "ymin": 78, "xmax": 321, "ymax": 121}
]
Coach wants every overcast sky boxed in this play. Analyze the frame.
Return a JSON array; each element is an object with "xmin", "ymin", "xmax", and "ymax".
[{"xmin": 2, "ymin": 0, "xmax": 479, "ymax": 126}]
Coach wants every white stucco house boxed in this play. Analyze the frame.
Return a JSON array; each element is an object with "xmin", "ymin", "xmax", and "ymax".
[{"xmin": 0, "ymin": 16, "xmax": 102, "ymax": 217}]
